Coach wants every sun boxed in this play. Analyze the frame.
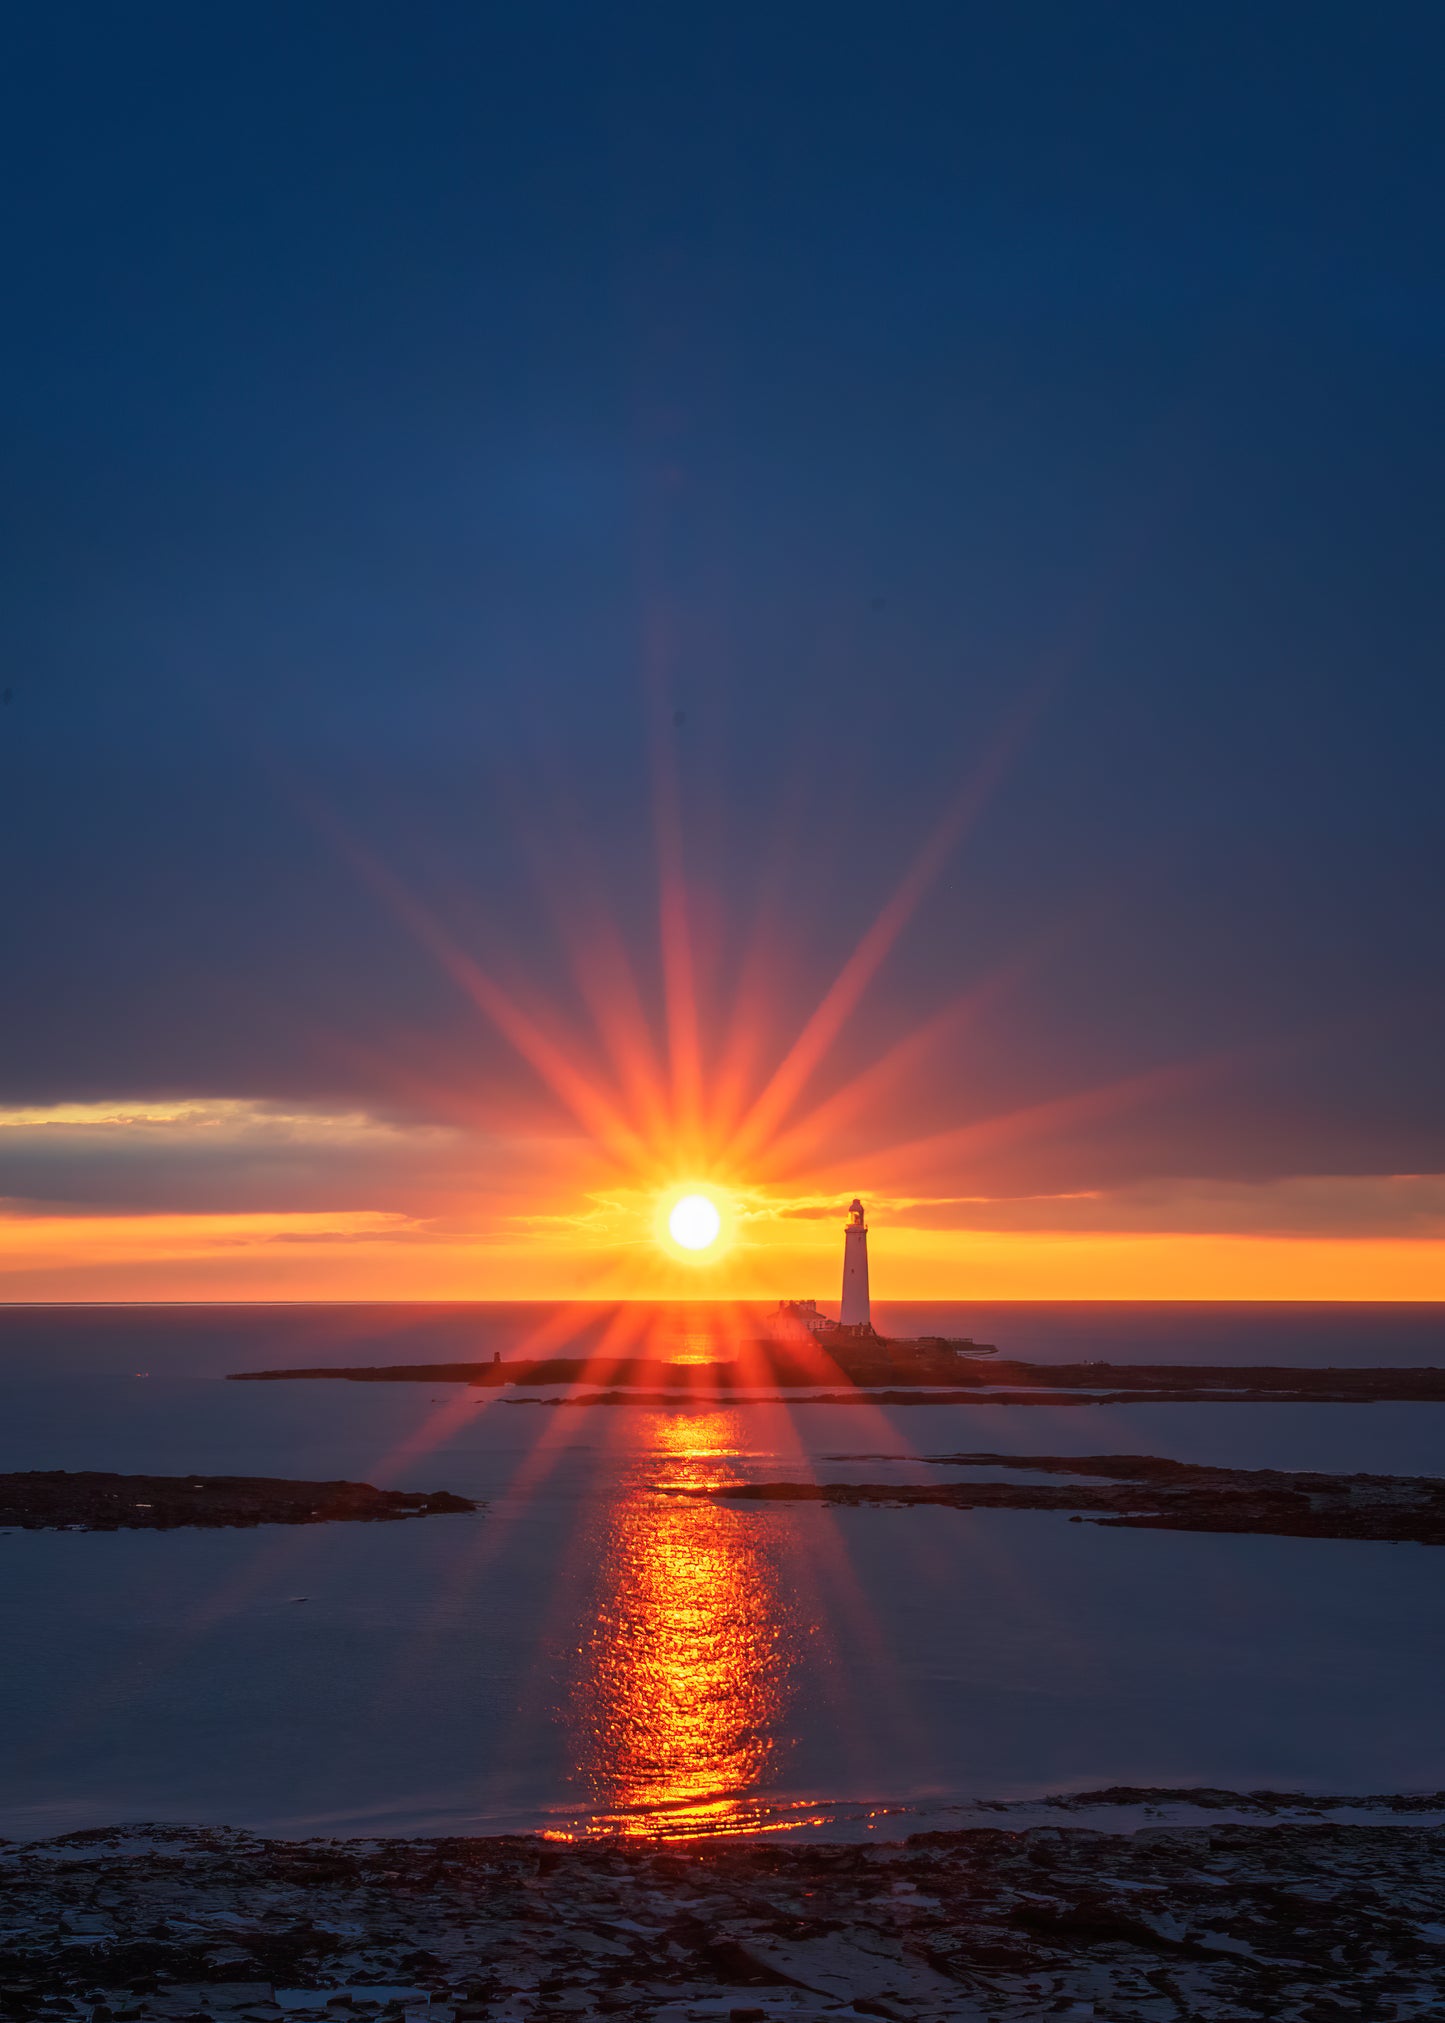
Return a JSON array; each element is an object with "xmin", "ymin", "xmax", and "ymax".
[{"xmin": 668, "ymin": 1193, "xmax": 722, "ymax": 1251}]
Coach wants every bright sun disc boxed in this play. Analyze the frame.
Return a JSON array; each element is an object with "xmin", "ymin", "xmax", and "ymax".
[{"xmin": 669, "ymin": 1194, "xmax": 721, "ymax": 1251}]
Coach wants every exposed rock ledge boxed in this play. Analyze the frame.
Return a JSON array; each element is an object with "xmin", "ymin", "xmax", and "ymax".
[
  {"xmin": 228, "ymin": 1356, "xmax": 1445, "ymax": 1405},
  {"xmin": 3, "ymin": 1803, "xmax": 1444, "ymax": 2022},
  {"xmin": 0, "ymin": 1472, "xmax": 478, "ymax": 1533},
  {"xmin": 666, "ymin": 1453, "xmax": 1445, "ymax": 1544}
]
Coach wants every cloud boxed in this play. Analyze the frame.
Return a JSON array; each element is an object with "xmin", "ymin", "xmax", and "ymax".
[
  {"xmin": 0, "ymin": 1097, "xmax": 433, "ymax": 1138},
  {"xmin": 869, "ymin": 1174, "xmax": 1445, "ymax": 1239},
  {"xmin": 0, "ymin": 1095, "xmax": 550, "ymax": 1215}
]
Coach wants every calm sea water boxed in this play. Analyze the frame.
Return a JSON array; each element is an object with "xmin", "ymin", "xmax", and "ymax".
[{"xmin": 1, "ymin": 1302, "xmax": 1443, "ymax": 1842}]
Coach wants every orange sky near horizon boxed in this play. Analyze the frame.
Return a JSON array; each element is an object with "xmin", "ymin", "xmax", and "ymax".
[{"xmin": 2, "ymin": 1194, "xmax": 1443, "ymax": 1303}]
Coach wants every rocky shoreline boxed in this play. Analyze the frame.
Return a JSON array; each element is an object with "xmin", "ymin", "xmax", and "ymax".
[
  {"xmin": 0, "ymin": 1473, "xmax": 479, "ymax": 1533},
  {"xmin": 3, "ymin": 1801, "xmax": 1444, "ymax": 2021},
  {"xmin": 666, "ymin": 1453, "xmax": 1445, "ymax": 1545}
]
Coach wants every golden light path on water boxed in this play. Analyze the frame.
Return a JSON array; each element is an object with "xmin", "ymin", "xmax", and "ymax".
[{"xmin": 568, "ymin": 1408, "xmax": 803, "ymax": 1838}]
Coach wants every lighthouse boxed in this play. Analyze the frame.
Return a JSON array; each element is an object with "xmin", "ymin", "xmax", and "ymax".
[{"xmin": 840, "ymin": 1197, "xmax": 871, "ymax": 1330}]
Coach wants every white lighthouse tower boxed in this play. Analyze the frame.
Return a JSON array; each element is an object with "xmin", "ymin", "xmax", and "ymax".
[{"xmin": 840, "ymin": 1198, "xmax": 871, "ymax": 1331}]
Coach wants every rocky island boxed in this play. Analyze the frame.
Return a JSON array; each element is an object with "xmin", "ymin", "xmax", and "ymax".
[
  {"xmin": 667, "ymin": 1452, "xmax": 1445, "ymax": 1545},
  {"xmin": 0, "ymin": 1472, "xmax": 478, "ymax": 1533},
  {"xmin": 226, "ymin": 1352, "xmax": 1445, "ymax": 1404},
  {"xmin": 228, "ymin": 1338, "xmax": 994, "ymax": 1390}
]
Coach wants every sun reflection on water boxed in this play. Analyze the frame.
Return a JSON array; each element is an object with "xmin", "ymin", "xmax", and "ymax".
[{"xmin": 569, "ymin": 1409, "xmax": 798, "ymax": 1837}]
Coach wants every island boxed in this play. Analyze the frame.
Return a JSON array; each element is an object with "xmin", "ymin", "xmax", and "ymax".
[
  {"xmin": 228, "ymin": 1335, "xmax": 996, "ymax": 1388},
  {"xmin": 227, "ymin": 1349, "xmax": 1445, "ymax": 1404},
  {"xmin": 0, "ymin": 1471, "xmax": 478, "ymax": 1533},
  {"xmin": 664, "ymin": 1452, "xmax": 1445, "ymax": 1545}
]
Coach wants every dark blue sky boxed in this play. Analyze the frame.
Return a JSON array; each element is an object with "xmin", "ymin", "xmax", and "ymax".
[{"xmin": 2, "ymin": 2, "xmax": 1443, "ymax": 1214}]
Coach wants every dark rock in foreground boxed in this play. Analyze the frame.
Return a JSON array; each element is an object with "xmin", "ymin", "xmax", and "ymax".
[
  {"xmin": 2, "ymin": 1804, "xmax": 1444, "ymax": 2021},
  {"xmin": 670, "ymin": 1452, "xmax": 1445, "ymax": 1544},
  {"xmin": 0, "ymin": 1472, "xmax": 478, "ymax": 1533}
]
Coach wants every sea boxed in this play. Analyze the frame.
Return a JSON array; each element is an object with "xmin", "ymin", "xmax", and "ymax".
[{"xmin": 2, "ymin": 1301, "xmax": 1443, "ymax": 1843}]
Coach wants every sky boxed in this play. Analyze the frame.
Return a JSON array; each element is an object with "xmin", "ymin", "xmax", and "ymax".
[{"xmin": 2, "ymin": 3, "xmax": 1443, "ymax": 1301}]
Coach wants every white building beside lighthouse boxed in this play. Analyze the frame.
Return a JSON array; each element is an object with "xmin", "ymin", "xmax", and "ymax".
[{"xmin": 840, "ymin": 1197, "xmax": 871, "ymax": 1330}]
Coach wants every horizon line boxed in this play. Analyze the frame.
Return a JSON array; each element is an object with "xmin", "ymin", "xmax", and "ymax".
[{"xmin": 2, "ymin": 1296, "xmax": 1444, "ymax": 1311}]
